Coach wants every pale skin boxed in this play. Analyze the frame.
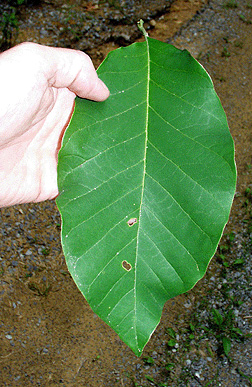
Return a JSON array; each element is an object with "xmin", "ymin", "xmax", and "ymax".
[{"xmin": 0, "ymin": 42, "xmax": 110, "ymax": 208}]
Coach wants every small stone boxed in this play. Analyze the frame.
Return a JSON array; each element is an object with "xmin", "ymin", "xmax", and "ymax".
[{"xmin": 5, "ymin": 334, "xmax": 12, "ymax": 340}]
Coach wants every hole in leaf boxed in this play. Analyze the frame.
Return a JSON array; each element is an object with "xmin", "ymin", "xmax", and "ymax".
[
  {"xmin": 127, "ymin": 218, "xmax": 137, "ymax": 227},
  {"xmin": 122, "ymin": 260, "xmax": 132, "ymax": 271}
]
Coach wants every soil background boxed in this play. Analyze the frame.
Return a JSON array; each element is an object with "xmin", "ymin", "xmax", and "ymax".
[{"xmin": 0, "ymin": 0, "xmax": 252, "ymax": 386}]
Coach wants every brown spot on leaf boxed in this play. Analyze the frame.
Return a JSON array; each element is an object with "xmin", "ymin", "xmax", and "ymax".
[
  {"xmin": 127, "ymin": 218, "xmax": 137, "ymax": 227},
  {"xmin": 122, "ymin": 260, "xmax": 132, "ymax": 271}
]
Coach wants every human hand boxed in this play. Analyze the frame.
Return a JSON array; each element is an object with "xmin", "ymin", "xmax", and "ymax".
[{"xmin": 0, "ymin": 42, "xmax": 109, "ymax": 208}]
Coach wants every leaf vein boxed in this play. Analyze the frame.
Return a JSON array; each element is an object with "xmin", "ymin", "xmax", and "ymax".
[
  {"xmin": 138, "ymin": 256, "xmax": 170, "ymax": 297},
  {"xmin": 66, "ymin": 185, "xmax": 141, "ymax": 238},
  {"xmin": 150, "ymin": 78, "xmax": 224, "ymax": 125},
  {"xmin": 61, "ymin": 159, "xmax": 143, "ymax": 209},
  {"xmin": 145, "ymin": 172, "xmax": 214, "ymax": 247},
  {"xmin": 74, "ymin": 214, "xmax": 139, "ymax": 267},
  {"xmin": 63, "ymin": 101, "xmax": 146, "ymax": 149},
  {"xmin": 149, "ymin": 105, "xmax": 233, "ymax": 173},
  {"xmin": 148, "ymin": 140, "xmax": 226, "ymax": 212},
  {"xmin": 143, "ymin": 206, "xmax": 200, "ymax": 271},
  {"xmin": 134, "ymin": 36, "xmax": 151, "ymax": 345},
  {"xmin": 114, "ymin": 310, "xmax": 134, "ymax": 329},
  {"xmin": 141, "ymin": 229, "xmax": 185, "ymax": 285},
  {"xmin": 107, "ymin": 289, "xmax": 134, "ymax": 319},
  {"xmin": 87, "ymin": 237, "xmax": 137, "ymax": 294},
  {"xmin": 94, "ymin": 272, "xmax": 129, "ymax": 310}
]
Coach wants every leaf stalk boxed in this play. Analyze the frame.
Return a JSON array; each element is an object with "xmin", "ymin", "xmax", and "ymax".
[{"xmin": 137, "ymin": 19, "xmax": 149, "ymax": 39}]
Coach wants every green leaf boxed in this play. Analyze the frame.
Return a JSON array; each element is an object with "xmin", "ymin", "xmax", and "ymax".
[
  {"xmin": 222, "ymin": 336, "xmax": 231, "ymax": 356},
  {"xmin": 165, "ymin": 363, "xmax": 175, "ymax": 371},
  {"xmin": 189, "ymin": 322, "xmax": 195, "ymax": 332},
  {"xmin": 167, "ymin": 327, "xmax": 176, "ymax": 338},
  {"xmin": 233, "ymin": 258, "xmax": 244, "ymax": 265},
  {"xmin": 143, "ymin": 356, "xmax": 154, "ymax": 364},
  {"xmin": 56, "ymin": 37, "xmax": 236, "ymax": 356},
  {"xmin": 167, "ymin": 339, "xmax": 177, "ymax": 347},
  {"xmin": 212, "ymin": 308, "xmax": 224, "ymax": 326}
]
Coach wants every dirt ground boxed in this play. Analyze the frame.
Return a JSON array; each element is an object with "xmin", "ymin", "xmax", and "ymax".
[{"xmin": 0, "ymin": 0, "xmax": 252, "ymax": 386}]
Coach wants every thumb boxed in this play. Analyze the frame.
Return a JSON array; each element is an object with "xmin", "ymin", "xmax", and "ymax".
[
  {"xmin": 59, "ymin": 51, "xmax": 110, "ymax": 102},
  {"xmin": 40, "ymin": 44, "xmax": 110, "ymax": 101},
  {"xmin": 79, "ymin": 75, "xmax": 110, "ymax": 102}
]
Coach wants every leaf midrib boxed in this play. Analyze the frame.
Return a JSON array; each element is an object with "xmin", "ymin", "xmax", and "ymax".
[{"xmin": 134, "ymin": 37, "xmax": 150, "ymax": 350}]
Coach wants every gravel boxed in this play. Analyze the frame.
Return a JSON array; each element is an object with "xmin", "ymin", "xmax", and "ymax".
[{"xmin": 0, "ymin": 0, "xmax": 174, "ymax": 51}]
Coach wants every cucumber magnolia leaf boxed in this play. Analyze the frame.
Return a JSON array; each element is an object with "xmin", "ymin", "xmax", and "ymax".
[{"xmin": 56, "ymin": 36, "xmax": 236, "ymax": 356}]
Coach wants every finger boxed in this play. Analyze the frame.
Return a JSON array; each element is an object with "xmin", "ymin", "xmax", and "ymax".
[
  {"xmin": 8, "ymin": 42, "xmax": 110, "ymax": 102},
  {"xmin": 42, "ymin": 44, "xmax": 110, "ymax": 101}
]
